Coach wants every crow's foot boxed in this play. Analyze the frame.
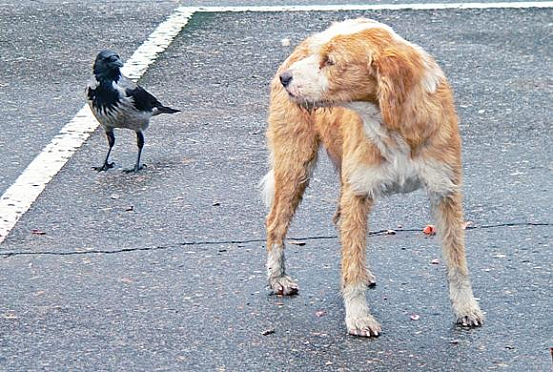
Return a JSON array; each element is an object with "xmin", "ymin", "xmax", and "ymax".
[
  {"xmin": 123, "ymin": 164, "xmax": 146, "ymax": 174},
  {"xmin": 93, "ymin": 162, "xmax": 115, "ymax": 172}
]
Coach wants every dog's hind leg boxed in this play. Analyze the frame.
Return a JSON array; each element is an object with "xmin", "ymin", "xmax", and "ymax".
[
  {"xmin": 430, "ymin": 190, "xmax": 484, "ymax": 327},
  {"xmin": 339, "ymin": 186, "xmax": 381, "ymax": 337},
  {"xmin": 332, "ymin": 194, "xmax": 342, "ymax": 225},
  {"xmin": 331, "ymin": 168, "xmax": 343, "ymax": 225},
  {"xmin": 263, "ymin": 108, "xmax": 319, "ymax": 296}
]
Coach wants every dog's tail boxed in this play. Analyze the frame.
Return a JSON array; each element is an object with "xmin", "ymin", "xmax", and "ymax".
[{"xmin": 258, "ymin": 170, "xmax": 275, "ymax": 208}]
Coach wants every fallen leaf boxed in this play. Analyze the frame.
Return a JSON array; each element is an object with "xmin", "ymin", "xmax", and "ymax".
[
  {"xmin": 315, "ymin": 310, "xmax": 327, "ymax": 317},
  {"xmin": 450, "ymin": 339, "xmax": 460, "ymax": 345},
  {"xmin": 3, "ymin": 311, "xmax": 18, "ymax": 320},
  {"xmin": 262, "ymin": 328, "xmax": 275, "ymax": 336},
  {"xmin": 431, "ymin": 259, "xmax": 440, "ymax": 265},
  {"xmin": 31, "ymin": 228, "xmax": 46, "ymax": 235},
  {"xmin": 410, "ymin": 314, "xmax": 420, "ymax": 321},
  {"xmin": 423, "ymin": 225, "xmax": 436, "ymax": 235},
  {"xmin": 125, "ymin": 205, "xmax": 134, "ymax": 212},
  {"xmin": 289, "ymin": 240, "xmax": 306, "ymax": 246},
  {"xmin": 110, "ymin": 193, "xmax": 119, "ymax": 199}
]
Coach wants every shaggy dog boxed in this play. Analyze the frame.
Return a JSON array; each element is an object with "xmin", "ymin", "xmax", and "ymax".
[{"xmin": 261, "ymin": 18, "xmax": 484, "ymax": 337}]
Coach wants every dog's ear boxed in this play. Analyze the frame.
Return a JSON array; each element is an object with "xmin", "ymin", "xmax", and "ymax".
[{"xmin": 373, "ymin": 46, "xmax": 418, "ymax": 130}]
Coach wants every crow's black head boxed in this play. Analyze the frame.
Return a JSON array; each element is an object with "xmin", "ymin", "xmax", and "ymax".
[{"xmin": 93, "ymin": 50, "xmax": 124, "ymax": 81}]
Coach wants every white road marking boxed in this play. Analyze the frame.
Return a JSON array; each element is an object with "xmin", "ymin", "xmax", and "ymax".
[
  {"xmin": 190, "ymin": 1, "xmax": 553, "ymax": 12},
  {"xmin": 1, "ymin": 1, "xmax": 552, "ymax": 243},
  {"xmin": 0, "ymin": 7, "xmax": 195, "ymax": 243}
]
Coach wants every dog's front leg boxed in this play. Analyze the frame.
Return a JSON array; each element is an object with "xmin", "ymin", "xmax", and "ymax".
[
  {"xmin": 263, "ymin": 127, "xmax": 319, "ymax": 295},
  {"xmin": 339, "ymin": 188, "xmax": 381, "ymax": 337},
  {"xmin": 431, "ymin": 190, "xmax": 484, "ymax": 327},
  {"xmin": 264, "ymin": 168, "xmax": 313, "ymax": 296}
]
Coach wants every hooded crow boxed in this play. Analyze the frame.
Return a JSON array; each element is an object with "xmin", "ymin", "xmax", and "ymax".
[{"xmin": 86, "ymin": 50, "xmax": 179, "ymax": 173}]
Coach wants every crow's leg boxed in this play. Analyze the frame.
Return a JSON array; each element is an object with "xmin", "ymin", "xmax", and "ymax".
[
  {"xmin": 124, "ymin": 130, "xmax": 145, "ymax": 173},
  {"xmin": 94, "ymin": 129, "xmax": 115, "ymax": 172}
]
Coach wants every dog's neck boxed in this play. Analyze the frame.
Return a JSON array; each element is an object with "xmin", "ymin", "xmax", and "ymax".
[{"xmin": 344, "ymin": 101, "xmax": 409, "ymax": 160}]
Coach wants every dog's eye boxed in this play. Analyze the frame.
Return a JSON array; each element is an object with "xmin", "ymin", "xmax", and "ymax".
[{"xmin": 321, "ymin": 55, "xmax": 335, "ymax": 68}]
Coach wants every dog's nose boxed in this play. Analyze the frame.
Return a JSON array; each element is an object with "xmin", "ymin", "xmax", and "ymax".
[{"xmin": 279, "ymin": 71, "xmax": 293, "ymax": 87}]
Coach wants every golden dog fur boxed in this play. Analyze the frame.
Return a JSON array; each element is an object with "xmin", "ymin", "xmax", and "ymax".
[{"xmin": 261, "ymin": 18, "xmax": 484, "ymax": 337}]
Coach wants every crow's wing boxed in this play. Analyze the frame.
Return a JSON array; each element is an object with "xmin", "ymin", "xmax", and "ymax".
[{"xmin": 119, "ymin": 76, "xmax": 162, "ymax": 113}]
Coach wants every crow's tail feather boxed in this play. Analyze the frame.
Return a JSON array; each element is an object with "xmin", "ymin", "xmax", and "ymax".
[{"xmin": 156, "ymin": 105, "xmax": 180, "ymax": 114}]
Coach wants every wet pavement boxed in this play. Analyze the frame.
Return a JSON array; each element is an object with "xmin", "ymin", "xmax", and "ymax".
[{"xmin": 0, "ymin": 2, "xmax": 552, "ymax": 371}]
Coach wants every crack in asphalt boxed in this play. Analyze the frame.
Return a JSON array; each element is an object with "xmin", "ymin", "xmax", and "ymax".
[{"xmin": 0, "ymin": 222, "xmax": 549, "ymax": 258}]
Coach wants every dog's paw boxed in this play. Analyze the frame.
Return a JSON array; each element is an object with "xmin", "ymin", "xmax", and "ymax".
[
  {"xmin": 347, "ymin": 314, "xmax": 382, "ymax": 337},
  {"xmin": 451, "ymin": 293, "xmax": 484, "ymax": 328},
  {"xmin": 367, "ymin": 272, "xmax": 376, "ymax": 287},
  {"xmin": 455, "ymin": 305, "xmax": 484, "ymax": 328},
  {"xmin": 269, "ymin": 275, "xmax": 299, "ymax": 296}
]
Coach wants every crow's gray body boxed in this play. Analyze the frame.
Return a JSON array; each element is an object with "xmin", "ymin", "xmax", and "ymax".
[
  {"xmin": 87, "ymin": 76, "xmax": 152, "ymax": 132},
  {"xmin": 86, "ymin": 50, "xmax": 179, "ymax": 172}
]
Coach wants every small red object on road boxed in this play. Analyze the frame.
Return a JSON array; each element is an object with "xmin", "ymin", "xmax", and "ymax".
[
  {"xmin": 315, "ymin": 310, "xmax": 327, "ymax": 317},
  {"xmin": 423, "ymin": 225, "xmax": 436, "ymax": 235}
]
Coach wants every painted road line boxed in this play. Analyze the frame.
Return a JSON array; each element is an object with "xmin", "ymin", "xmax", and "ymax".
[
  {"xmin": 0, "ymin": 8, "xmax": 195, "ymax": 244},
  {"xmin": 189, "ymin": 1, "xmax": 553, "ymax": 12}
]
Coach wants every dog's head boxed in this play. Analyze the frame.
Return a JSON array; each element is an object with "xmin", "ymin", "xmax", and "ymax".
[{"xmin": 280, "ymin": 18, "xmax": 445, "ymax": 127}]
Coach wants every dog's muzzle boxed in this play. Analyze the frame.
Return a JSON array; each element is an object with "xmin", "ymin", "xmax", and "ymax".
[{"xmin": 279, "ymin": 71, "xmax": 293, "ymax": 88}]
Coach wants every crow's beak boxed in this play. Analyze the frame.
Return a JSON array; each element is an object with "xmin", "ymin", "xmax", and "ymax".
[{"xmin": 112, "ymin": 59, "xmax": 124, "ymax": 68}]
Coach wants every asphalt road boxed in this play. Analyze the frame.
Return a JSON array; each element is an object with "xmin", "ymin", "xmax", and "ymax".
[{"xmin": 0, "ymin": 1, "xmax": 552, "ymax": 371}]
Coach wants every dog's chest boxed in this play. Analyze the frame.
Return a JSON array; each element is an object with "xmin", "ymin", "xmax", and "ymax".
[{"xmin": 345, "ymin": 102, "xmax": 424, "ymax": 197}]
